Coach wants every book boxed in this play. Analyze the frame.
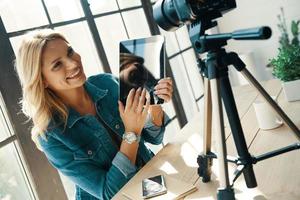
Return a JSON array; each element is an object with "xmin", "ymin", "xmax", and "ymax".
[{"xmin": 122, "ymin": 174, "xmax": 198, "ymax": 200}]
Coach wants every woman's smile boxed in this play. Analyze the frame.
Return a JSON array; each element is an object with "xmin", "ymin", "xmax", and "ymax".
[{"xmin": 66, "ymin": 67, "xmax": 83, "ymax": 80}]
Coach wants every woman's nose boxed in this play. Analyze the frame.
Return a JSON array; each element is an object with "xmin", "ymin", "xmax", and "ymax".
[{"xmin": 65, "ymin": 57, "xmax": 78, "ymax": 69}]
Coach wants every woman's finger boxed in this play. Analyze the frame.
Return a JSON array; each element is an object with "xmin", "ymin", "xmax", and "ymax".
[
  {"xmin": 118, "ymin": 101, "xmax": 125, "ymax": 117},
  {"xmin": 154, "ymin": 88, "xmax": 172, "ymax": 96},
  {"xmin": 131, "ymin": 87, "xmax": 141, "ymax": 111},
  {"xmin": 142, "ymin": 95, "xmax": 150, "ymax": 117},
  {"xmin": 158, "ymin": 77, "xmax": 172, "ymax": 85},
  {"xmin": 136, "ymin": 88, "xmax": 146, "ymax": 113},
  {"xmin": 125, "ymin": 88, "xmax": 135, "ymax": 111},
  {"xmin": 156, "ymin": 94, "xmax": 171, "ymax": 102},
  {"xmin": 154, "ymin": 82, "xmax": 173, "ymax": 92}
]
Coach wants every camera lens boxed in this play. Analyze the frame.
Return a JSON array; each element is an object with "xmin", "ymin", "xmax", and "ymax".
[
  {"xmin": 153, "ymin": 0, "xmax": 197, "ymax": 31},
  {"xmin": 153, "ymin": 0, "xmax": 181, "ymax": 31},
  {"xmin": 153, "ymin": 0, "xmax": 237, "ymax": 31}
]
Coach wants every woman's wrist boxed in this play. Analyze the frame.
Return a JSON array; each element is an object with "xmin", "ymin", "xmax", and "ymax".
[
  {"xmin": 120, "ymin": 139, "xmax": 139, "ymax": 165},
  {"xmin": 125, "ymin": 128, "xmax": 142, "ymax": 135}
]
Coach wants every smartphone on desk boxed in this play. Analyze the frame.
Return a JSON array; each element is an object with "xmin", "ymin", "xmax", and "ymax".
[{"xmin": 142, "ymin": 175, "xmax": 167, "ymax": 199}]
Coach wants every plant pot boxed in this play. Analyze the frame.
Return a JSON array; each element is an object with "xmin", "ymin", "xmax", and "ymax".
[{"xmin": 282, "ymin": 79, "xmax": 300, "ymax": 102}]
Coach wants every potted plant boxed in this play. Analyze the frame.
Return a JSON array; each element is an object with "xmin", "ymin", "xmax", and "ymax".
[{"xmin": 270, "ymin": 8, "xmax": 300, "ymax": 101}]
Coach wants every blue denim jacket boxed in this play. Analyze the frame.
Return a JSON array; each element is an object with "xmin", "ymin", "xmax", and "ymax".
[{"xmin": 38, "ymin": 73, "xmax": 169, "ymax": 200}]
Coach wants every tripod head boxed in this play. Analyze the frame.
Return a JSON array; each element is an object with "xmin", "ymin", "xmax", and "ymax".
[
  {"xmin": 188, "ymin": 18, "xmax": 272, "ymax": 80},
  {"xmin": 189, "ymin": 21, "xmax": 272, "ymax": 54}
]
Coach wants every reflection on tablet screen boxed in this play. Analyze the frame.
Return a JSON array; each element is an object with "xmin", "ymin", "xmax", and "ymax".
[{"xmin": 119, "ymin": 35, "xmax": 165, "ymax": 105}]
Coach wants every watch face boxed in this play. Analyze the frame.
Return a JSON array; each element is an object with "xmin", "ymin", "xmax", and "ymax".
[
  {"xmin": 127, "ymin": 132, "xmax": 137, "ymax": 142},
  {"xmin": 124, "ymin": 132, "xmax": 137, "ymax": 144}
]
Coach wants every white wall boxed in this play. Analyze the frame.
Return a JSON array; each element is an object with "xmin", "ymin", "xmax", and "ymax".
[{"xmin": 216, "ymin": 0, "xmax": 300, "ymax": 83}]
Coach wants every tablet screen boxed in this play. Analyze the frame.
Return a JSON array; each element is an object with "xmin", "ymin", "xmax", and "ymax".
[{"xmin": 119, "ymin": 35, "xmax": 165, "ymax": 105}]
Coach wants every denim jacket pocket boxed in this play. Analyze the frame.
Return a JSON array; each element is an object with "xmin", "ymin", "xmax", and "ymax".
[{"xmin": 73, "ymin": 139, "xmax": 105, "ymax": 164}]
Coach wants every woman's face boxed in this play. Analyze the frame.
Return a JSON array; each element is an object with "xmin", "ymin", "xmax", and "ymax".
[{"xmin": 41, "ymin": 38, "xmax": 86, "ymax": 93}]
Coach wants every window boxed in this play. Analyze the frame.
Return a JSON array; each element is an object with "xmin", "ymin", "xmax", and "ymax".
[
  {"xmin": 169, "ymin": 55, "xmax": 199, "ymax": 120},
  {"xmin": 160, "ymin": 25, "xmax": 204, "ymax": 119},
  {"xmin": 95, "ymin": 13, "xmax": 128, "ymax": 75},
  {"xmin": 89, "ymin": 0, "xmax": 118, "ymax": 14},
  {"xmin": 121, "ymin": 9, "xmax": 151, "ymax": 38},
  {"xmin": 0, "ymin": 143, "xmax": 34, "ymax": 200},
  {"xmin": 159, "ymin": 27, "xmax": 181, "ymax": 56},
  {"xmin": 117, "ymin": 0, "xmax": 141, "ymax": 9},
  {"xmin": 175, "ymin": 26, "xmax": 192, "ymax": 50},
  {"xmin": 0, "ymin": 0, "xmax": 48, "ymax": 32},
  {"xmin": 44, "ymin": 0, "xmax": 84, "ymax": 23},
  {"xmin": 0, "ymin": 93, "xmax": 35, "ymax": 200},
  {"xmin": 181, "ymin": 49, "xmax": 204, "ymax": 102}
]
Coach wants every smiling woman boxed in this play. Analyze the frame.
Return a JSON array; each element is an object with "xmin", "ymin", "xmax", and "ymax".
[
  {"xmin": 14, "ymin": 28, "xmax": 173, "ymax": 200},
  {"xmin": 15, "ymin": 30, "xmax": 71, "ymax": 143}
]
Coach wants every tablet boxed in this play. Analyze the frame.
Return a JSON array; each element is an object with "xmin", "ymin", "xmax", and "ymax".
[{"xmin": 119, "ymin": 35, "xmax": 165, "ymax": 105}]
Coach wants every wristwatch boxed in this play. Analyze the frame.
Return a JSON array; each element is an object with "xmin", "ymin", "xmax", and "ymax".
[{"xmin": 122, "ymin": 132, "xmax": 141, "ymax": 144}]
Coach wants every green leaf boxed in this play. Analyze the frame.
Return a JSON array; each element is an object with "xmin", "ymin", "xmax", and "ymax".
[
  {"xmin": 291, "ymin": 20, "xmax": 299, "ymax": 36},
  {"xmin": 270, "ymin": 45, "xmax": 300, "ymax": 82}
]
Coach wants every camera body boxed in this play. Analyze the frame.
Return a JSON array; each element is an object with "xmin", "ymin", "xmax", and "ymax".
[{"xmin": 153, "ymin": 0, "xmax": 236, "ymax": 31}]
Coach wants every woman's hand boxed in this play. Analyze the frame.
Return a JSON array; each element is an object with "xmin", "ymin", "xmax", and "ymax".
[
  {"xmin": 154, "ymin": 77, "xmax": 173, "ymax": 102},
  {"xmin": 118, "ymin": 87, "xmax": 150, "ymax": 135},
  {"xmin": 147, "ymin": 77, "xmax": 173, "ymax": 126}
]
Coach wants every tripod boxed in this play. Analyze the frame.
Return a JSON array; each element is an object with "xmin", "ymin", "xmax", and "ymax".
[{"xmin": 189, "ymin": 23, "xmax": 300, "ymax": 199}]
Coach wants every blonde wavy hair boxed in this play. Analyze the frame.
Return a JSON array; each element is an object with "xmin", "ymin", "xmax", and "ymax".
[{"xmin": 15, "ymin": 29, "xmax": 69, "ymax": 148}]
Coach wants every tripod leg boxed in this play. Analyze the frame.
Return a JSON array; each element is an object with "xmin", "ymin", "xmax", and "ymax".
[
  {"xmin": 206, "ymin": 51, "xmax": 235, "ymax": 199},
  {"xmin": 210, "ymin": 78, "xmax": 231, "ymax": 189},
  {"xmin": 219, "ymin": 73, "xmax": 257, "ymax": 188},
  {"xmin": 204, "ymin": 78, "xmax": 212, "ymax": 155},
  {"xmin": 241, "ymin": 68, "xmax": 300, "ymax": 139},
  {"xmin": 225, "ymin": 52, "xmax": 300, "ymax": 138},
  {"xmin": 198, "ymin": 78, "xmax": 213, "ymax": 182}
]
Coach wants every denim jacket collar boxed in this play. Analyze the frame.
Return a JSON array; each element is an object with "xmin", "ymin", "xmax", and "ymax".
[{"xmin": 66, "ymin": 81, "xmax": 108, "ymax": 128}]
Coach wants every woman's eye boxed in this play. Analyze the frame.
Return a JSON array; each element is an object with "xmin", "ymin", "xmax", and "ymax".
[
  {"xmin": 53, "ymin": 61, "xmax": 61, "ymax": 69},
  {"xmin": 67, "ymin": 47, "xmax": 74, "ymax": 57}
]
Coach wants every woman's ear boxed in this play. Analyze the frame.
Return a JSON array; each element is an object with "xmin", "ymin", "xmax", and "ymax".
[
  {"xmin": 43, "ymin": 80, "xmax": 49, "ymax": 88},
  {"xmin": 42, "ymin": 74, "xmax": 49, "ymax": 88}
]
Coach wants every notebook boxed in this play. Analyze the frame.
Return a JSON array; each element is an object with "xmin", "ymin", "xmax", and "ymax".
[{"xmin": 122, "ymin": 174, "xmax": 198, "ymax": 200}]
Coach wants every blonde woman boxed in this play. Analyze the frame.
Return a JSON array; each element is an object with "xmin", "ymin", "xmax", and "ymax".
[{"xmin": 15, "ymin": 29, "xmax": 173, "ymax": 200}]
